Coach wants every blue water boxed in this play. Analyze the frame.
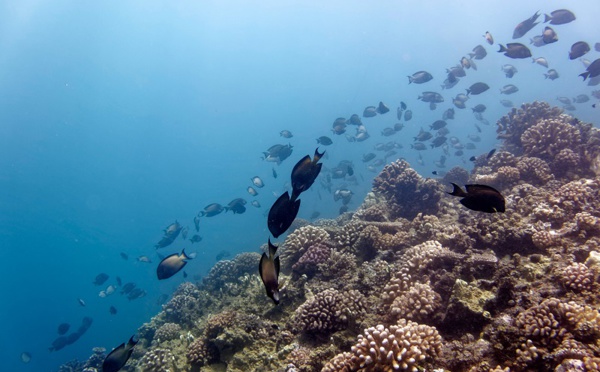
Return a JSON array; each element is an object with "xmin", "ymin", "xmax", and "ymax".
[{"xmin": 1, "ymin": 1, "xmax": 599, "ymax": 370}]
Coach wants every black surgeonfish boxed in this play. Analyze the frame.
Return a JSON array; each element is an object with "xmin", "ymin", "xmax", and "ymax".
[
  {"xmin": 448, "ymin": 183, "xmax": 505, "ymax": 213},
  {"xmin": 513, "ymin": 11, "xmax": 540, "ymax": 39},
  {"xmin": 57, "ymin": 323, "xmax": 70, "ymax": 335},
  {"xmin": 268, "ymin": 191, "xmax": 300, "ymax": 238},
  {"xmin": 102, "ymin": 335, "xmax": 138, "ymax": 372},
  {"xmin": 291, "ymin": 148, "xmax": 324, "ymax": 200},
  {"xmin": 259, "ymin": 239, "xmax": 280, "ymax": 305},
  {"xmin": 156, "ymin": 249, "xmax": 192, "ymax": 280}
]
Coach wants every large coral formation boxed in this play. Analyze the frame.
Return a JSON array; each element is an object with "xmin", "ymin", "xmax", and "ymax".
[{"xmin": 64, "ymin": 102, "xmax": 600, "ymax": 372}]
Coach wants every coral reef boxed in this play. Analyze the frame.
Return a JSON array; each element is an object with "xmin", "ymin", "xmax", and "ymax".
[{"xmin": 64, "ymin": 102, "xmax": 600, "ymax": 372}]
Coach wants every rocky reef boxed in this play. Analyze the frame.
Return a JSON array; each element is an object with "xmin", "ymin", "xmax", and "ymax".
[{"xmin": 63, "ymin": 102, "xmax": 600, "ymax": 371}]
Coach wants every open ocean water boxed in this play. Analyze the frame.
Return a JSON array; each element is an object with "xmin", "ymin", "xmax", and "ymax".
[{"xmin": 0, "ymin": 1, "xmax": 599, "ymax": 371}]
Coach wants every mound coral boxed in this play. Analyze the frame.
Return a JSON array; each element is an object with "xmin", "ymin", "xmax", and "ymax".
[
  {"xmin": 294, "ymin": 288, "xmax": 365, "ymax": 334},
  {"xmin": 281, "ymin": 225, "xmax": 330, "ymax": 271}
]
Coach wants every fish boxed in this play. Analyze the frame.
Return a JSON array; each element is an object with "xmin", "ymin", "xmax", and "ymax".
[
  {"xmin": 317, "ymin": 136, "xmax": 333, "ymax": 146},
  {"xmin": 189, "ymin": 234, "xmax": 202, "ymax": 243},
  {"xmin": 102, "ymin": 335, "xmax": 138, "ymax": 372},
  {"xmin": 259, "ymin": 239, "xmax": 281, "ymax": 305},
  {"xmin": 394, "ymin": 122, "xmax": 404, "ymax": 131},
  {"xmin": 348, "ymin": 114, "xmax": 362, "ymax": 125},
  {"xmin": 484, "ymin": 31, "xmax": 494, "ymax": 45},
  {"xmin": 500, "ymin": 84, "xmax": 519, "ymax": 95},
  {"xmin": 501, "ymin": 64, "xmax": 518, "ymax": 78},
  {"xmin": 544, "ymin": 69, "xmax": 559, "ymax": 80},
  {"xmin": 93, "ymin": 273, "xmax": 109, "ymax": 286},
  {"xmin": 127, "ymin": 288, "xmax": 146, "ymax": 300},
  {"xmin": 272, "ymin": 167, "xmax": 278, "ymax": 178},
  {"xmin": 263, "ymin": 144, "xmax": 293, "ymax": 164},
  {"xmin": 310, "ymin": 211, "xmax": 321, "ymax": 220},
  {"xmin": 157, "ymin": 249, "xmax": 192, "ymax": 280},
  {"xmin": 291, "ymin": 148, "xmax": 324, "ymax": 199},
  {"xmin": 268, "ymin": 191, "xmax": 301, "ymax": 238},
  {"xmin": 431, "ymin": 136, "xmax": 447, "ymax": 148},
  {"xmin": 580, "ymin": 59, "xmax": 600, "ymax": 81},
  {"xmin": 251, "ymin": 200, "xmax": 261, "ymax": 208},
  {"xmin": 466, "ymin": 82, "xmax": 489, "ymax": 95},
  {"xmin": 109, "ymin": 306, "xmax": 117, "ymax": 315},
  {"xmin": 542, "ymin": 26, "xmax": 558, "ymax": 44},
  {"xmin": 487, "ymin": 149, "xmax": 496, "ymax": 159},
  {"xmin": 573, "ymin": 94, "xmax": 589, "ymax": 104},
  {"xmin": 469, "ymin": 156, "xmax": 477, "ymax": 162},
  {"xmin": 381, "ymin": 127, "xmax": 396, "ymax": 136},
  {"xmin": 443, "ymin": 108, "xmax": 455, "ymax": 120},
  {"xmin": 280, "ymin": 130, "xmax": 293, "ymax": 138},
  {"xmin": 363, "ymin": 106, "xmax": 377, "ymax": 117},
  {"xmin": 105, "ymin": 285, "xmax": 116, "ymax": 295},
  {"xmin": 530, "ymin": 35, "xmax": 545, "ymax": 47},
  {"xmin": 569, "ymin": 41, "xmax": 590, "ymax": 60},
  {"xmin": 411, "ymin": 143, "xmax": 427, "ymax": 151},
  {"xmin": 137, "ymin": 255, "xmax": 151, "ymax": 263},
  {"xmin": 498, "ymin": 43, "xmax": 532, "ymax": 59},
  {"xmin": 418, "ymin": 91, "xmax": 444, "ymax": 103},
  {"xmin": 120, "ymin": 252, "xmax": 128, "ymax": 260},
  {"xmin": 404, "ymin": 110, "xmax": 413, "ymax": 121},
  {"xmin": 513, "ymin": 11, "xmax": 540, "ymax": 39},
  {"xmin": 58, "ymin": 323, "xmax": 70, "ymax": 335},
  {"xmin": 200, "ymin": 203, "xmax": 224, "ymax": 217},
  {"xmin": 408, "ymin": 71, "xmax": 433, "ymax": 84},
  {"xmin": 453, "ymin": 98, "xmax": 466, "ymax": 109},
  {"xmin": 225, "ymin": 198, "xmax": 247, "ymax": 214},
  {"xmin": 193, "ymin": 216, "xmax": 200, "ymax": 232},
  {"xmin": 183, "ymin": 271, "xmax": 188, "ymax": 278},
  {"xmin": 181, "ymin": 227, "xmax": 188, "ymax": 240},
  {"xmin": 414, "ymin": 129, "xmax": 433, "ymax": 142},
  {"xmin": 376, "ymin": 101, "xmax": 390, "ymax": 114},
  {"xmin": 447, "ymin": 65, "xmax": 466, "ymax": 78},
  {"xmin": 471, "ymin": 104, "xmax": 486, "ymax": 113},
  {"xmin": 215, "ymin": 250, "xmax": 231, "ymax": 261},
  {"xmin": 442, "ymin": 74, "xmax": 459, "ymax": 90},
  {"xmin": 334, "ymin": 189, "xmax": 353, "ymax": 205},
  {"xmin": 247, "ymin": 186, "xmax": 258, "ymax": 196},
  {"xmin": 544, "ymin": 9, "xmax": 576, "ymax": 25},
  {"xmin": 20, "ymin": 352, "xmax": 31, "ymax": 363},
  {"xmin": 251, "ymin": 176, "xmax": 264, "ymax": 188},
  {"xmin": 430, "ymin": 120, "xmax": 447, "ymax": 130},
  {"xmin": 448, "ymin": 183, "xmax": 505, "ymax": 213},
  {"xmin": 470, "ymin": 45, "xmax": 487, "ymax": 60},
  {"xmin": 557, "ymin": 96, "xmax": 572, "ymax": 105},
  {"xmin": 362, "ymin": 153, "xmax": 376, "ymax": 162},
  {"xmin": 120, "ymin": 283, "xmax": 136, "ymax": 294},
  {"xmin": 155, "ymin": 221, "xmax": 182, "ymax": 248},
  {"xmin": 460, "ymin": 56, "xmax": 471, "ymax": 69}
]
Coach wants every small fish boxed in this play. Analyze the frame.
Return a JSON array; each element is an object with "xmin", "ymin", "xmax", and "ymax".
[
  {"xmin": 348, "ymin": 114, "xmax": 362, "ymax": 125},
  {"xmin": 251, "ymin": 176, "xmax": 264, "ymax": 188},
  {"xmin": 317, "ymin": 136, "xmax": 333, "ymax": 146},
  {"xmin": 363, "ymin": 106, "xmax": 377, "ymax": 117},
  {"xmin": 544, "ymin": 9, "xmax": 576, "ymax": 25},
  {"xmin": 513, "ymin": 11, "xmax": 540, "ymax": 39},
  {"xmin": 20, "ymin": 352, "xmax": 31, "ymax": 364},
  {"xmin": 500, "ymin": 84, "xmax": 519, "ymax": 95},
  {"xmin": 498, "ymin": 43, "xmax": 532, "ymax": 59},
  {"xmin": 334, "ymin": 188, "xmax": 354, "ymax": 205},
  {"xmin": 193, "ymin": 216, "xmax": 200, "ymax": 232},
  {"xmin": 530, "ymin": 35, "xmax": 544, "ymax": 47},
  {"xmin": 157, "ymin": 249, "xmax": 192, "ymax": 280},
  {"xmin": 448, "ymin": 183, "xmax": 505, "ymax": 213},
  {"xmin": 78, "ymin": 298, "xmax": 86, "ymax": 307},
  {"xmin": 251, "ymin": 200, "xmax": 261, "ymax": 208},
  {"xmin": 484, "ymin": 31, "xmax": 494, "ymax": 45},
  {"xmin": 376, "ymin": 101, "xmax": 390, "ymax": 114},
  {"xmin": 362, "ymin": 153, "xmax": 376, "ymax": 162},
  {"xmin": 471, "ymin": 104, "xmax": 486, "ymax": 113},
  {"xmin": 381, "ymin": 127, "xmax": 396, "ymax": 136},
  {"xmin": 408, "ymin": 71, "xmax": 433, "ymax": 84},
  {"xmin": 225, "ymin": 198, "xmax": 247, "ymax": 214},
  {"xmin": 189, "ymin": 234, "xmax": 202, "ymax": 243},
  {"xmin": 58, "ymin": 323, "xmax": 70, "ymax": 335},
  {"xmin": 404, "ymin": 110, "xmax": 413, "ymax": 121},
  {"xmin": 487, "ymin": 148, "xmax": 496, "ymax": 159},
  {"xmin": 272, "ymin": 167, "xmax": 277, "ymax": 178},
  {"xmin": 247, "ymin": 186, "xmax": 258, "ymax": 196},
  {"xmin": 470, "ymin": 45, "xmax": 487, "ymax": 60},
  {"xmin": 569, "ymin": 41, "xmax": 590, "ymax": 60},
  {"xmin": 291, "ymin": 148, "xmax": 324, "ymax": 200},
  {"xmin": 544, "ymin": 69, "xmax": 559, "ymax": 80},
  {"xmin": 573, "ymin": 94, "xmax": 589, "ymax": 103},
  {"xmin": 93, "ymin": 273, "xmax": 109, "ymax": 286},
  {"xmin": 109, "ymin": 306, "xmax": 117, "ymax": 315},
  {"xmin": 102, "ymin": 335, "xmax": 138, "ymax": 372},
  {"xmin": 259, "ymin": 239, "xmax": 280, "ymax": 305},
  {"xmin": 280, "ymin": 130, "xmax": 293, "ymax": 138},
  {"xmin": 183, "ymin": 271, "xmax": 188, "ymax": 278},
  {"xmin": 580, "ymin": 59, "xmax": 600, "ymax": 81},
  {"xmin": 470, "ymin": 156, "xmax": 477, "ymax": 162},
  {"xmin": 466, "ymin": 82, "xmax": 489, "ymax": 95},
  {"xmin": 120, "ymin": 283, "xmax": 136, "ymax": 294},
  {"xmin": 155, "ymin": 221, "xmax": 183, "ymax": 248},
  {"xmin": 215, "ymin": 250, "xmax": 231, "ymax": 261},
  {"xmin": 411, "ymin": 143, "xmax": 427, "ymax": 151},
  {"xmin": 557, "ymin": 96, "xmax": 572, "ymax": 105},
  {"xmin": 430, "ymin": 120, "xmax": 447, "ymax": 130},
  {"xmin": 268, "ymin": 191, "xmax": 301, "ymax": 238},
  {"xmin": 394, "ymin": 122, "xmax": 404, "ymax": 131},
  {"xmin": 542, "ymin": 26, "xmax": 558, "ymax": 44},
  {"xmin": 500, "ymin": 99, "xmax": 514, "ymax": 107},
  {"xmin": 443, "ymin": 108, "xmax": 455, "ymax": 120},
  {"xmin": 181, "ymin": 226, "xmax": 188, "ymax": 240},
  {"xmin": 137, "ymin": 255, "xmax": 151, "ymax": 263},
  {"xmin": 532, "ymin": 57, "xmax": 549, "ymax": 68},
  {"xmin": 119, "ymin": 252, "xmax": 128, "ymax": 260}
]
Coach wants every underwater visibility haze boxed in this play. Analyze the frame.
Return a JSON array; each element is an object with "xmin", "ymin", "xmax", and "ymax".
[{"xmin": 1, "ymin": 1, "xmax": 600, "ymax": 371}]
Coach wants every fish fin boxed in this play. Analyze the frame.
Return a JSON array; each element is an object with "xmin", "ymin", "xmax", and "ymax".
[
  {"xmin": 127, "ymin": 335, "xmax": 139, "ymax": 348},
  {"xmin": 268, "ymin": 238, "xmax": 278, "ymax": 257},
  {"xmin": 498, "ymin": 44, "xmax": 507, "ymax": 53},
  {"xmin": 259, "ymin": 253, "xmax": 267, "ymax": 278},
  {"xmin": 314, "ymin": 148, "xmax": 325, "ymax": 162},
  {"xmin": 181, "ymin": 248, "xmax": 192, "ymax": 260},
  {"xmin": 544, "ymin": 14, "xmax": 551, "ymax": 23},
  {"xmin": 407, "ymin": 76, "xmax": 413, "ymax": 84},
  {"xmin": 274, "ymin": 256, "xmax": 280, "ymax": 276},
  {"xmin": 580, "ymin": 72, "xmax": 590, "ymax": 81},
  {"xmin": 465, "ymin": 184, "xmax": 502, "ymax": 194},
  {"xmin": 448, "ymin": 183, "xmax": 467, "ymax": 197}
]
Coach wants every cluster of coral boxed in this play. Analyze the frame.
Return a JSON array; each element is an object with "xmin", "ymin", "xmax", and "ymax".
[{"xmin": 62, "ymin": 102, "xmax": 600, "ymax": 371}]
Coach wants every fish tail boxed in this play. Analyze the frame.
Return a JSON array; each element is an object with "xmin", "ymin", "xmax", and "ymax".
[
  {"xmin": 181, "ymin": 248, "xmax": 192, "ymax": 260},
  {"xmin": 407, "ymin": 76, "xmax": 413, "ymax": 84},
  {"xmin": 314, "ymin": 148, "xmax": 325, "ymax": 162},
  {"xmin": 544, "ymin": 14, "xmax": 551, "ymax": 23},
  {"xmin": 498, "ymin": 44, "xmax": 507, "ymax": 53},
  {"xmin": 267, "ymin": 238, "xmax": 278, "ymax": 257},
  {"xmin": 580, "ymin": 72, "xmax": 590, "ymax": 81},
  {"xmin": 448, "ymin": 183, "xmax": 467, "ymax": 197}
]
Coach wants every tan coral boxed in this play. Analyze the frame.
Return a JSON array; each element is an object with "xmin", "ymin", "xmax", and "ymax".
[
  {"xmin": 294, "ymin": 288, "xmax": 365, "ymax": 334},
  {"xmin": 390, "ymin": 282, "xmax": 441, "ymax": 323},
  {"xmin": 516, "ymin": 157, "xmax": 554, "ymax": 185},
  {"xmin": 521, "ymin": 116, "xmax": 582, "ymax": 161},
  {"xmin": 281, "ymin": 225, "xmax": 330, "ymax": 271},
  {"xmin": 559, "ymin": 263, "xmax": 594, "ymax": 292}
]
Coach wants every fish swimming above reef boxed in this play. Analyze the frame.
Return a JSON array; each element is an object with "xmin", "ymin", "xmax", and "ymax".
[
  {"xmin": 580, "ymin": 59, "xmax": 600, "ymax": 81},
  {"xmin": 268, "ymin": 191, "xmax": 300, "ymax": 238},
  {"xmin": 408, "ymin": 70, "xmax": 433, "ymax": 84},
  {"xmin": 157, "ymin": 249, "xmax": 192, "ymax": 280},
  {"xmin": 155, "ymin": 221, "xmax": 182, "ymax": 248},
  {"xmin": 291, "ymin": 148, "xmax": 324, "ymax": 200},
  {"xmin": 259, "ymin": 238, "xmax": 280, "ymax": 305},
  {"xmin": 199, "ymin": 203, "xmax": 224, "ymax": 217},
  {"xmin": 93, "ymin": 273, "xmax": 109, "ymax": 286},
  {"xmin": 544, "ymin": 69, "xmax": 559, "ymax": 80},
  {"xmin": 102, "ymin": 335, "xmax": 138, "ymax": 372},
  {"xmin": 498, "ymin": 43, "xmax": 532, "ymax": 59},
  {"xmin": 544, "ymin": 9, "xmax": 576, "ymax": 25},
  {"xmin": 469, "ymin": 45, "xmax": 487, "ymax": 60},
  {"xmin": 466, "ymin": 82, "xmax": 489, "ymax": 95},
  {"xmin": 363, "ymin": 106, "xmax": 377, "ymax": 117},
  {"xmin": 262, "ymin": 144, "xmax": 293, "ymax": 164},
  {"xmin": 569, "ymin": 42, "xmax": 590, "ymax": 60},
  {"xmin": 513, "ymin": 11, "xmax": 540, "ymax": 39},
  {"xmin": 448, "ymin": 183, "xmax": 505, "ymax": 213},
  {"xmin": 225, "ymin": 198, "xmax": 247, "ymax": 214}
]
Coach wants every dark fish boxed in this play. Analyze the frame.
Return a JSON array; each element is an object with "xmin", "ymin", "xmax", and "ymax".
[
  {"xmin": 500, "ymin": 84, "xmax": 519, "ymax": 95},
  {"xmin": 448, "ymin": 183, "xmax": 505, "ymax": 213},
  {"xmin": 193, "ymin": 216, "xmax": 200, "ymax": 232},
  {"xmin": 544, "ymin": 69, "xmax": 559, "ymax": 80},
  {"xmin": 471, "ymin": 104, "xmax": 486, "ymax": 113},
  {"xmin": 408, "ymin": 71, "xmax": 433, "ymax": 84},
  {"xmin": 116, "ymin": 276, "xmax": 122, "ymax": 286},
  {"xmin": 569, "ymin": 42, "xmax": 590, "ymax": 60},
  {"xmin": 317, "ymin": 136, "xmax": 333, "ymax": 145},
  {"xmin": 189, "ymin": 234, "xmax": 202, "ymax": 243},
  {"xmin": 109, "ymin": 306, "xmax": 117, "ymax": 315},
  {"xmin": 381, "ymin": 127, "xmax": 396, "ymax": 136},
  {"xmin": 580, "ymin": 59, "xmax": 600, "ymax": 81},
  {"xmin": 215, "ymin": 250, "xmax": 231, "ymax": 261},
  {"xmin": 183, "ymin": 271, "xmax": 188, "ymax": 278},
  {"xmin": 411, "ymin": 143, "xmax": 427, "ymax": 150},
  {"xmin": 484, "ymin": 31, "xmax": 494, "ymax": 45},
  {"xmin": 120, "ymin": 283, "xmax": 136, "ymax": 294},
  {"xmin": 513, "ymin": 11, "xmax": 540, "ymax": 39},
  {"xmin": 376, "ymin": 101, "xmax": 390, "ymax": 114},
  {"xmin": 498, "ymin": 43, "xmax": 532, "ymax": 59},
  {"xmin": 127, "ymin": 288, "xmax": 146, "ymax": 300},
  {"xmin": 544, "ymin": 9, "xmax": 576, "ymax": 25},
  {"xmin": 58, "ymin": 323, "xmax": 70, "ymax": 335},
  {"xmin": 469, "ymin": 45, "xmax": 487, "ymax": 60},
  {"xmin": 49, "ymin": 336, "xmax": 68, "ymax": 352},
  {"xmin": 542, "ymin": 26, "xmax": 558, "ymax": 44},
  {"xmin": 418, "ymin": 91, "xmax": 444, "ymax": 103},
  {"xmin": 272, "ymin": 167, "xmax": 277, "ymax": 178},
  {"xmin": 102, "ymin": 335, "xmax": 138, "ymax": 372},
  {"xmin": 399, "ymin": 101, "xmax": 407, "ymax": 110},
  {"xmin": 443, "ymin": 108, "xmax": 455, "ymax": 120},
  {"xmin": 362, "ymin": 153, "xmax": 376, "ymax": 162},
  {"xmin": 441, "ymin": 74, "xmax": 459, "ymax": 89},
  {"xmin": 199, "ymin": 203, "xmax": 224, "ymax": 217},
  {"xmin": 331, "ymin": 123, "xmax": 346, "ymax": 135},
  {"xmin": 259, "ymin": 239, "xmax": 280, "ymax": 305},
  {"xmin": 470, "ymin": 156, "xmax": 477, "ymax": 162},
  {"xmin": 291, "ymin": 148, "xmax": 324, "ymax": 199},
  {"xmin": 348, "ymin": 114, "xmax": 362, "ymax": 125},
  {"xmin": 487, "ymin": 149, "xmax": 496, "ymax": 159},
  {"xmin": 466, "ymin": 82, "xmax": 489, "ymax": 95},
  {"xmin": 263, "ymin": 143, "xmax": 293, "ymax": 164},
  {"xmin": 251, "ymin": 176, "xmax": 264, "ymax": 188},
  {"xmin": 268, "ymin": 191, "xmax": 301, "ymax": 238},
  {"xmin": 430, "ymin": 136, "xmax": 447, "ymax": 148},
  {"xmin": 93, "ymin": 273, "xmax": 109, "ymax": 286},
  {"xmin": 280, "ymin": 130, "xmax": 293, "ymax": 138},
  {"xmin": 447, "ymin": 65, "xmax": 466, "ymax": 78},
  {"xmin": 414, "ymin": 129, "xmax": 433, "ymax": 142},
  {"xmin": 430, "ymin": 120, "xmax": 447, "ymax": 130},
  {"xmin": 226, "ymin": 198, "xmax": 247, "ymax": 214},
  {"xmin": 157, "ymin": 249, "xmax": 192, "ymax": 280},
  {"xmin": 394, "ymin": 122, "xmax": 404, "ymax": 131},
  {"xmin": 339, "ymin": 205, "xmax": 349, "ymax": 214},
  {"xmin": 120, "ymin": 252, "xmax": 128, "ymax": 260},
  {"xmin": 20, "ymin": 352, "xmax": 31, "ymax": 364},
  {"xmin": 363, "ymin": 106, "xmax": 377, "ymax": 117},
  {"xmin": 404, "ymin": 110, "xmax": 413, "ymax": 121}
]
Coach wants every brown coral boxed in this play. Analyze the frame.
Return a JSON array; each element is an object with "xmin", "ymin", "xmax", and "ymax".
[
  {"xmin": 294, "ymin": 288, "xmax": 365, "ymax": 334},
  {"xmin": 559, "ymin": 263, "xmax": 594, "ymax": 292},
  {"xmin": 521, "ymin": 116, "xmax": 582, "ymax": 161},
  {"xmin": 281, "ymin": 225, "xmax": 330, "ymax": 271}
]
